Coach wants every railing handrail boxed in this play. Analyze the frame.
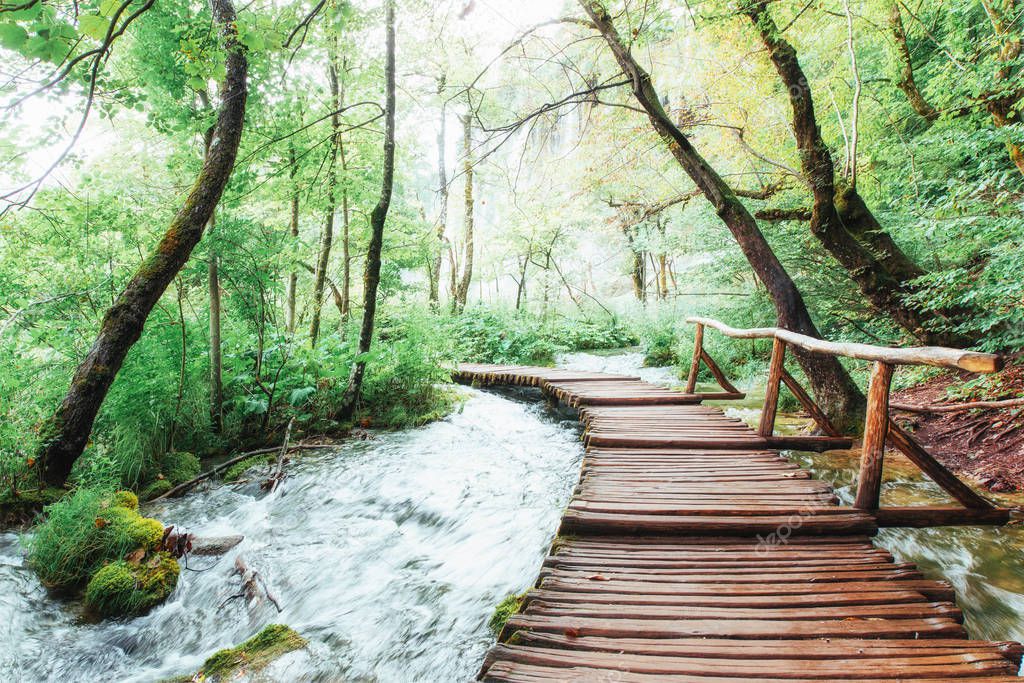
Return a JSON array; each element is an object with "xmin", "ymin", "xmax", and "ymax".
[{"xmin": 685, "ymin": 316, "xmax": 1003, "ymax": 374}]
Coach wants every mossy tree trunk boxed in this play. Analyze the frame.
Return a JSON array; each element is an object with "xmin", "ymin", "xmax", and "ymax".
[
  {"xmin": 430, "ymin": 75, "xmax": 448, "ymax": 308},
  {"xmin": 580, "ymin": 0, "xmax": 865, "ymax": 430},
  {"xmin": 36, "ymin": 0, "xmax": 248, "ymax": 487},
  {"xmin": 743, "ymin": 1, "xmax": 969, "ymax": 347},
  {"xmin": 336, "ymin": 0, "xmax": 395, "ymax": 421},
  {"xmin": 453, "ymin": 110, "xmax": 474, "ymax": 312}
]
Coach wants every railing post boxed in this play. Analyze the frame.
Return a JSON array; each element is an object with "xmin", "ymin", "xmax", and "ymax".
[
  {"xmin": 685, "ymin": 323, "xmax": 704, "ymax": 394},
  {"xmin": 854, "ymin": 361, "xmax": 895, "ymax": 511},
  {"xmin": 759, "ymin": 338, "xmax": 786, "ymax": 437}
]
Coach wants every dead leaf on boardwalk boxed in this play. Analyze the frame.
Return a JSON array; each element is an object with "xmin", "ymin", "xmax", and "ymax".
[
  {"xmin": 563, "ymin": 627, "xmax": 580, "ymax": 639},
  {"xmin": 587, "ymin": 574, "xmax": 610, "ymax": 581}
]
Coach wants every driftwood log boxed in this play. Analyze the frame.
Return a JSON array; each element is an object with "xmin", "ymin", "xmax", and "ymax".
[{"xmin": 152, "ymin": 443, "xmax": 334, "ymax": 500}]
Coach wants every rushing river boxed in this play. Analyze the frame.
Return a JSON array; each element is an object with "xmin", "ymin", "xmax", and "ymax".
[
  {"xmin": 0, "ymin": 389, "xmax": 583, "ymax": 682},
  {"xmin": 3, "ymin": 349, "xmax": 1023, "ymax": 681}
]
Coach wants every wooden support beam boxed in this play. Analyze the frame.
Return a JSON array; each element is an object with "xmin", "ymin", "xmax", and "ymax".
[
  {"xmin": 854, "ymin": 362, "xmax": 894, "ymax": 511},
  {"xmin": 886, "ymin": 420, "xmax": 994, "ymax": 510},
  {"xmin": 759, "ymin": 338, "xmax": 786, "ymax": 437},
  {"xmin": 780, "ymin": 368, "xmax": 842, "ymax": 437},
  {"xmin": 684, "ymin": 323, "xmax": 703, "ymax": 394},
  {"xmin": 700, "ymin": 350, "xmax": 740, "ymax": 394}
]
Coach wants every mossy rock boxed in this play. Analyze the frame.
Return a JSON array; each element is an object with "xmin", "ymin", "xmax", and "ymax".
[
  {"xmin": 99, "ymin": 506, "xmax": 165, "ymax": 550},
  {"xmin": 160, "ymin": 452, "xmax": 200, "ymax": 486},
  {"xmin": 194, "ymin": 624, "xmax": 306, "ymax": 681},
  {"xmin": 140, "ymin": 479, "xmax": 173, "ymax": 501},
  {"xmin": 84, "ymin": 552, "xmax": 180, "ymax": 618},
  {"xmin": 488, "ymin": 591, "xmax": 527, "ymax": 636},
  {"xmin": 29, "ymin": 489, "xmax": 169, "ymax": 591}
]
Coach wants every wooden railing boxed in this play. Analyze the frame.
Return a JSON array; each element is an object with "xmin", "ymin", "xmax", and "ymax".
[{"xmin": 686, "ymin": 316, "xmax": 1013, "ymax": 528}]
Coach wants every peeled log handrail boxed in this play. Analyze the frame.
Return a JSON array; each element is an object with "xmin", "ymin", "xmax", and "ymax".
[{"xmin": 685, "ymin": 317, "xmax": 1003, "ymax": 373}]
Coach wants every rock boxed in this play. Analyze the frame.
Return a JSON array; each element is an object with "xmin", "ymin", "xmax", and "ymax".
[
  {"xmin": 190, "ymin": 535, "xmax": 244, "ymax": 556},
  {"xmin": 84, "ymin": 552, "xmax": 180, "ymax": 618},
  {"xmin": 190, "ymin": 624, "xmax": 306, "ymax": 681}
]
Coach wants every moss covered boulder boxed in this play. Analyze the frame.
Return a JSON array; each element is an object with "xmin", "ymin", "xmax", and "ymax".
[
  {"xmin": 84, "ymin": 552, "xmax": 180, "ymax": 618},
  {"xmin": 193, "ymin": 625, "xmax": 306, "ymax": 681}
]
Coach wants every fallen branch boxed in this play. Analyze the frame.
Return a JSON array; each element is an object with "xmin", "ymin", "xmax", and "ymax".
[
  {"xmin": 263, "ymin": 418, "xmax": 294, "ymax": 493},
  {"xmin": 891, "ymin": 397, "xmax": 1024, "ymax": 413},
  {"xmin": 220, "ymin": 555, "xmax": 282, "ymax": 613},
  {"xmin": 152, "ymin": 442, "xmax": 335, "ymax": 500}
]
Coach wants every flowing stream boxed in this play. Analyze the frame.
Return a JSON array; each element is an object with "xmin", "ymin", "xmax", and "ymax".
[
  {"xmin": 3, "ymin": 349, "xmax": 1023, "ymax": 681},
  {"xmin": 0, "ymin": 389, "xmax": 583, "ymax": 682}
]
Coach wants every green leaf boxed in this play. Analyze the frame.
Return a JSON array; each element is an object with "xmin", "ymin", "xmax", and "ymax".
[
  {"xmin": 0, "ymin": 22, "xmax": 29, "ymax": 50},
  {"xmin": 99, "ymin": 0, "xmax": 121, "ymax": 16},
  {"xmin": 288, "ymin": 387, "xmax": 316, "ymax": 406},
  {"xmin": 78, "ymin": 14, "xmax": 109, "ymax": 40}
]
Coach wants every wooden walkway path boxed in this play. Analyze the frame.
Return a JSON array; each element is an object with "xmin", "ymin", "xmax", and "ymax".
[{"xmin": 455, "ymin": 363, "xmax": 1023, "ymax": 682}]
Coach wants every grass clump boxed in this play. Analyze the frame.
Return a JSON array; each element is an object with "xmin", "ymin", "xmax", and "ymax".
[
  {"xmin": 194, "ymin": 624, "xmax": 306, "ymax": 681},
  {"xmin": 488, "ymin": 591, "xmax": 527, "ymax": 636},
  {"xmin": 84, "ymin": 552, "xmax": 179, "ymax": 618},
  {"xmin": 28, "ymin": 488, "xmax": 168, "ymax": 593}
]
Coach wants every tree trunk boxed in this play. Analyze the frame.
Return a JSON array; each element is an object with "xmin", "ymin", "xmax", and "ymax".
[
  {"xmin": 580, "ymin": 0, "xmax": 864, "ymax": 430},
  {"xmin": 208, "ymin": 210, "xmax": 223, "ymax": 433},
  {"xmin": 981, "ymin": 0, "xmax": 1024, "ymax": 175},
  {"xmin": 454, "ymin": 111, "xmax": 474, "ymax": 311},
  {"xmin": 340, "ymin": 139, "xmax": 351, "ymax": 319},
  {"xmin": 743, "ymin": 1, "xmax": 966, "ymax": 347},
  {"xmin": 336, "ymin": 0, "xmax": 395, "ymax": 421},
  {"xmin": 888, "ymin": 1, "xmax": 938, "ymax": 122},
  {"xmin": 285, "ymin": 145, "xmax": 300, "ymax": 335},
  {"xmin": 36, "ymin": 0, "xmax": 247, "ymax": 486},
  {"xmin": 200, "ymin": 116, "xmax": 224, "ymax": 434},
  {"xmin": 310, "ymin": 50, "xmax": 342, "ymax": 346},
  {"xmin": 515, "ymin": 253, "xmax": 529, "ymax": 310},
  {"xmin": 430, "ymin": 76, "xmax": 448, "ymax": 307}
]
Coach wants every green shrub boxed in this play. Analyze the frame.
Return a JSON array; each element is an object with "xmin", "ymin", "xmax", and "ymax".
[
  {"xmin": 84, "ymin": 552, "xmax": 179, "ymax": 618},
  {"xmin": 28, "ymin": 488, "xmax": 167, "ymax": 591}
]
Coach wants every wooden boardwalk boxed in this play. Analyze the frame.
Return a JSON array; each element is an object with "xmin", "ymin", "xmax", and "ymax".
[{"xmin": 455, "ymin": 363, "xmax": 1023, "ymax": 682}]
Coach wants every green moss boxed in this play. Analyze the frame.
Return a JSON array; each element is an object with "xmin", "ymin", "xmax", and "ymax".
[
  {"xmin": 140, "ymin": 479, "xmax": 172, "ymax": 501},
  {"xmin": 84, "ymin": 552, "xmax": 180, "ymax": 618},
  {"xmin": 221, "ymin": 454, "xmax": 274, "ymax": 483},
  {"xmin": 160, "ymin": 451, "xmax": 200, "ymax": 485},
  {"xmin": 488, "ymin": 591, "xmax": 527, "ymax": 636},
  {"xmin": 196, "ymin": 624, "xmax": 306, "ymax": 681},
  {"xmin": 112, "ymin": 490, "xmax": 139, "ymax": 510}
]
